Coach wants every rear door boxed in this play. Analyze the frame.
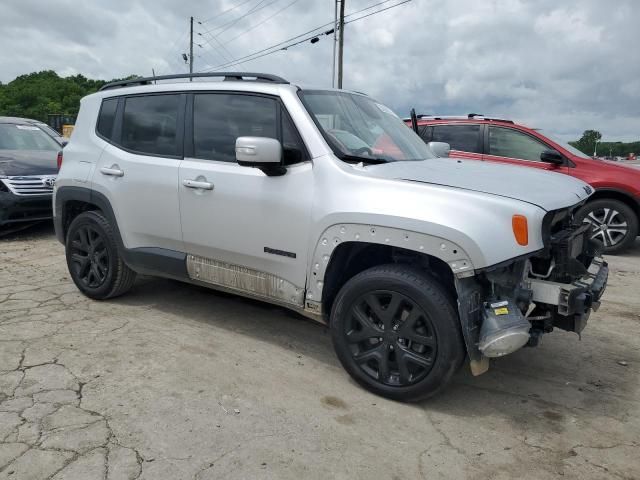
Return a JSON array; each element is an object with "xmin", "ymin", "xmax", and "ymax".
[
  {"xmin": 418, "ymin": 123, "xmax": 483, "ymax": 160},
  {"xmin": 483, "ymin": 126, "xmax": 569, "ymax": 173},
  {"xmin": 92, "ymin": 93, "xmax": 185, "ymax": 251}
]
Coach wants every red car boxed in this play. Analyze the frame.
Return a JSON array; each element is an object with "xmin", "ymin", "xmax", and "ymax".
[{"xmin": 406, "ymin": 114, "xmax": 640, "ymax": 253}]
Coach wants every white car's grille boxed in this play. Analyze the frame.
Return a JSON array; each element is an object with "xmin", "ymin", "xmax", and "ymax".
[{"xmin": 0, "ymin": 175, "xmax": 56, "ymax": 196}]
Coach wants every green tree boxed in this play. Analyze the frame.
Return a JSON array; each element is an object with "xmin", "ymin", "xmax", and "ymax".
[
  {"xmin": 572, "ymin": 129, "xmax": 602, "ymax": 156},
  {"xmin": 0, "ymin": 71, "xmax": 137, "ymax": 122}
]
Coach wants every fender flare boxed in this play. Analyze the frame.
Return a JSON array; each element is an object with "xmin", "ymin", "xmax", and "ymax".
[
  {"xmin": 54, "ymin": 186, "xmax": 120, "ymax": 245},
  {"xmin": 306, "ymin": 223, "xmax": 475, "ymax": 304}
]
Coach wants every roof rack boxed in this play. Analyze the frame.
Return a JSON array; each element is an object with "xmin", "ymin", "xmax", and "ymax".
[
  {"xmin": 99, "ymin": 72, "xmax": 289, "ymax": 91},
  {"xmin": 405, "ymin": 113, "xmax": 514, "ymax": 124}
]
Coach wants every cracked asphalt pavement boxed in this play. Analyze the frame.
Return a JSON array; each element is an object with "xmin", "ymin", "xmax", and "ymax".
[{"xmin": 1, "ymin": 224, "xmax": 639, "ymax": 479}]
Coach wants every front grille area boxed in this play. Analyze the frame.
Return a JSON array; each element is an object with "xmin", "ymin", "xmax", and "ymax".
[{"xmin": 0, "ymin": 175, "xmax": 56, "ymax": 196}]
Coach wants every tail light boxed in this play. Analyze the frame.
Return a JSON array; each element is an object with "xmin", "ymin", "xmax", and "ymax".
[{"xmin": 57, "ymin": 151, "xmax": 63, "ymax": 171}]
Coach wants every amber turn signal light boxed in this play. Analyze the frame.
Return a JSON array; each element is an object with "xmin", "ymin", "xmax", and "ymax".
[{"xmin": 512, "ymin": 215, "xmax": 528, "ymax": 246}]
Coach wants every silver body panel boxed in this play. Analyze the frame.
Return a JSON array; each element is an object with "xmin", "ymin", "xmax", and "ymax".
[{"xmin": 365, "ymin": 157, "xmax": 590, "ymax": 211}]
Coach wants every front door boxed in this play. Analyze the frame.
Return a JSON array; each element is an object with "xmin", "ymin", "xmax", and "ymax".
[
  {"xmin": 178, "ymin": 92, "xmax": 313, "ymax": 295},
  {"xmin": 483, "ymin": 126, "xmax": 569, "ymax": 173}
]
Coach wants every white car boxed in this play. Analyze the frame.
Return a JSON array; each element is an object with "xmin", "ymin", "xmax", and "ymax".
[{"xmin": 53, "ymin": 73, "xmax": 607, "ymax": 400}]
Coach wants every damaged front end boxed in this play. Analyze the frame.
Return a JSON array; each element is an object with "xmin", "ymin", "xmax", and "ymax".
[{"xmin": 456, "ymin": 207, "xmax": 609, "ymax": 376}]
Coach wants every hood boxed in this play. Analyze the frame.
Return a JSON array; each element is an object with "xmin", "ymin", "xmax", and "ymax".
[
  {"xmin": 365, "ymin": 157, "xmax": 591, "ymax": 211},
  {"xmin": 599, "ymin": 158, "xmax": 640, "ymax": 173},
  {"xmin": 0, "ymin": 150, "xmax": 58, "ymax": 177}
]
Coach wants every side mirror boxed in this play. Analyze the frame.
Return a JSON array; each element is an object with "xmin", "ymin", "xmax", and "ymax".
[
  {"xmin": 235, "ymin": 137, "xmax": 285, "ymax": 176},
  {"xmin": 428, "ymin": 141, "xmax": 451, "ymax": 158},
  {"xmin": 540, "ymin": 149, "xmax": 564, "ymax": 165}
]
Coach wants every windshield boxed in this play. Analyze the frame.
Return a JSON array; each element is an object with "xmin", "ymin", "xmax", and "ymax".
[
  {"xmin": 300, "ymin": 90, "xmax": 434, "ymax": 162},
  {"xmin": 0, "ymin": 124, "xmax": 61, "ymax": 151},
  {"xmin": 537, "ymin": 129, "xmax": 592, "ymax": 159}
]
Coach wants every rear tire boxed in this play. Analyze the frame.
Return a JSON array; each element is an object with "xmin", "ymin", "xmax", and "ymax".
[
  {"xmin": 330, "ymin": 264, "xmax": 465, "ymax": 402},
  {"xmin": 65, "ymin": 211, "xmax": 136, "ymax": 300},
  {"xmin": 575, "ymin": 199, "xmax": 638, "ymax": 254}
]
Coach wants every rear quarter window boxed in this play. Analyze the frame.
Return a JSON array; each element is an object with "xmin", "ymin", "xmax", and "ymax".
[{"xmin": 96, "ymin": 98, "xmax": 118, "ymax": 140}]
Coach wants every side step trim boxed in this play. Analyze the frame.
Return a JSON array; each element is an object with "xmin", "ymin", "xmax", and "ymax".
[{"xmin": 186, "ymin": 254, "xmax": 305, "ymax": 308}]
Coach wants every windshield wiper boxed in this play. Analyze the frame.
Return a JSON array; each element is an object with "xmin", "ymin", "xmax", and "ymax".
[{"xmin": 339, "ymin": 154, "xmax": 391, "ymax": 165}]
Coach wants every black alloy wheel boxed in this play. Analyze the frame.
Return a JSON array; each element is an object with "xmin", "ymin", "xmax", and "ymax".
[
  {"xmin": 330, "ymin": 264, "xmax": 465, "ymax": 401},
  {"xmin": 69, "ymin": 225, "xmax": 109, "ymax": 289},
  {"xmin": 345, "ymin": 290, "xmax": 436, "ymax": 386},
  {"xmin": 65, "ymin": 210, "xmax": 136, "ymax": 300}
]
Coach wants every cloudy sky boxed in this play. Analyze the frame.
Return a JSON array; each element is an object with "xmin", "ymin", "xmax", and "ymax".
[{"xmin": 1, "ymin": 0, "xmax": 639, "ymax": 141}]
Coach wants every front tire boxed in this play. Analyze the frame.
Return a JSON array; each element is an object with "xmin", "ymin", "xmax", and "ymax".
[
  {"xmin": 65, "ymin": 211, "xmax": 136, "ymax": 300},
  {"xmin": 576, "ymin": 199, "xmax": 638, "ymax": 254},
  {"xmin": 330, "ymin": 264, "xmax": 465, "ymax": 402}
]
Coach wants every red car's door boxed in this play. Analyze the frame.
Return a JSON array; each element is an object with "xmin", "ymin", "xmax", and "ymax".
[{"xmin": 482, "ymin": 125, "xmax": 569, "ymax": 173}]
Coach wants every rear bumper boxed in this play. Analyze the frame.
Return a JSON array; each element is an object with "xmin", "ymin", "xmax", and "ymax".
[
  {"xmin": 529, "ymin": 256, "xmax": 608, "ymax": 333},
  {"xmin": 0, "ymin": 191, "xmax": 53, "ymax": 226}
]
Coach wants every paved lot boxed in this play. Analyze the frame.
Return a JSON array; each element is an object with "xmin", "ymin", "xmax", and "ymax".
[{"xmin": 0, "ymin": 224, "xmax": 639, "ymax": 480}]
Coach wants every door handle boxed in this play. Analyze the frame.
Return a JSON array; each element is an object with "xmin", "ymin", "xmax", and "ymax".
[
  {"xmin": 183, "ymin": 179, "xmax": 214, "ymax": 190},
  {"xmin": 100, "ymin": 166, "xmax": 124, "ymax": 177}
]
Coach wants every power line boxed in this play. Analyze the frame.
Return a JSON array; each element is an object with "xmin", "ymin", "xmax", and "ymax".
[
  {"xmin": 199, "ymin": 0, "xmax": 411, "ymax": 72},
  {"xmin": 199, "ymin": 0, "xmax": 255, "ymax": 24},
  {"xmin": 221, "ymin": 0, "xmax": 301, "ymax": 44},
  {"xmin": 198, "ymin": 31, "xmax": 235, "ymax": 62},
  {"xmin": 345, "ymin": 0, "xmax": 402, "ymax": 17},
  {"xmin": 195, "ymin": 0, "xmax": 279, "ymax": 63},
  {"xmin": 345, "ymin": 0, "xmax": 411, "ymax": 24},
  {"xmin": 162, "ymin": 27, "xmax": 191, "ymax": 74},
  {"xmin": 198, "ymin": 0, "xmax": 277, "ymax": 37},
  {"xmin": 196, "ymin": 45, "xmax": 226, "ymax": 67},
  {"xmin": 199, "ymin": 21, "xmax": 336, "ymax": 72},
  {"xmin": 193, "ymin": 0, "xmax": 396, "ymax": 69},
  {"xmin": 200, "ymin": 28, "xmax": 335, "ymax": 72},
  {"xmin": 201, "ymin": 0, "xmax": 406, "ymax": 69},
  {"xmin": 166, "ymin": 27, "xmax": 190, "ymax": 57},
  {"xmin": 212, "ymin": 0, "xmax": 277, "ymax": 38}
]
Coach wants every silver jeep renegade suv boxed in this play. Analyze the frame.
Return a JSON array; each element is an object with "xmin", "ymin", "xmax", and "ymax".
[{"xmin": 53, "ymin": 72, "xmax": 608, "ymax": 401}]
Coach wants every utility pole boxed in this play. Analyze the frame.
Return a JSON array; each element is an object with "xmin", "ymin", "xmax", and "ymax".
[
  {"xmin": 189, "ymin": 16, "xmax": 194, "ymax": 81},
  {"xmin": 337, "ymin": 0, "xmax": 345, "ymax": 89},
  {"xmin": 332, "ymin": 0, "xmax": 338, "ymax": 88}
]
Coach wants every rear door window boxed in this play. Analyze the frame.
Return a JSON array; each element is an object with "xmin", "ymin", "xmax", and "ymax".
[
  {"xmin": 121, "ymin": 95, "xmax": 181, "ymax": 157},
  {"xmin": 430, "ymin": 124, "xmax": 481, "ymax": 153},
  {"xmin": 488, "ymin": 126, "xmax": 549, "ymax": 162}
]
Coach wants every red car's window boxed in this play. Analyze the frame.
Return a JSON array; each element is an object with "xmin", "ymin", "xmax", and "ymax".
[
  {"xmin": 431, "ymin": 124, "xmax": 481, "ymax": 153},
  {"xmin": 489, "ymin": 126, "xmax": 549, "ymax": 161}
]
